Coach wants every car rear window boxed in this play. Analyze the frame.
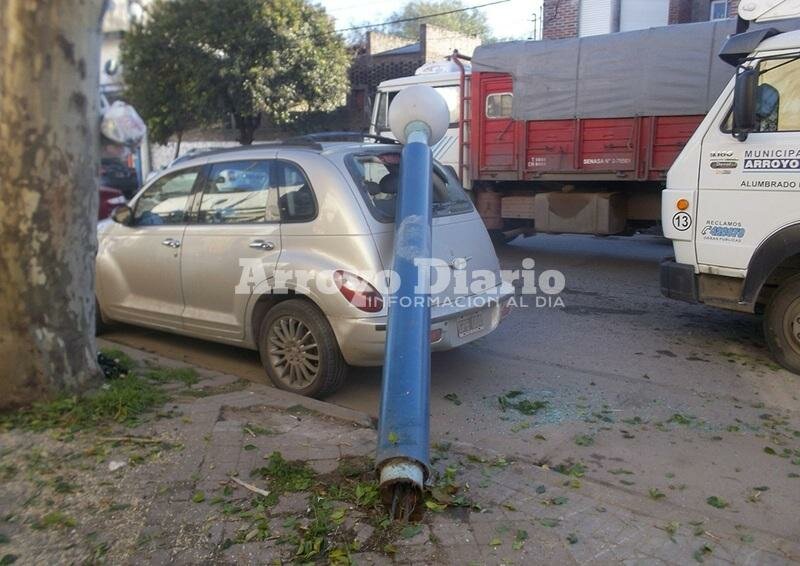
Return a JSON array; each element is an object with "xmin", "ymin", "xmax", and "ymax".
[{"xmin": 345, "ymin": 151, "xmax": 473, "ymax": 222}]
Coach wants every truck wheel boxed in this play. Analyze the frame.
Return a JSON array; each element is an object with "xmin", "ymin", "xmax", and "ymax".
[
  {"xmin": 258, "ymin": 299, "xmax": 347, "ymax": 398},
  {"xmin": 764, "ymin": 274, "xmax": 800, "ymax": 374}
]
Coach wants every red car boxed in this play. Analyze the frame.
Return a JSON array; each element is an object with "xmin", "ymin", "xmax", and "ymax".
[{"xmin": 98, "ymin": 186, "xmax": 126, "ymax": 220}]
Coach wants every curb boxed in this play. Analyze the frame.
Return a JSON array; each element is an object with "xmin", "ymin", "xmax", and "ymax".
[{"xmin": 97, "ymin": 338, "xmax": 375, "ymax": 429}]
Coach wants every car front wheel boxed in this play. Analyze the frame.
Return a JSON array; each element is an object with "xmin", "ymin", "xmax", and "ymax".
[
  {"xmin": 764, "ymin": 273, "xmax": 800, "ymax": 375},
  {"xmin": 258, "ymin": 299, "xmax": 347, "ymax": 398}
]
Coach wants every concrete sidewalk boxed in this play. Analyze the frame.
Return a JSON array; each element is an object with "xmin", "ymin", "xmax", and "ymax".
[{"xmin": 1, "ymin": 342, "xmax": 798, "ymax": 565}]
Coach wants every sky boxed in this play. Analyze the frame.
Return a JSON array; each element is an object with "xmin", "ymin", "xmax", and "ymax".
[{"xmin": 317, "ymin": 0, "xmax": 544, "ymax": 41}]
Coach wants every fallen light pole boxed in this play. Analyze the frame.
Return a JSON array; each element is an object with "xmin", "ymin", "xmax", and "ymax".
[{"xmin": 376, "ymin": 86, "xmax": 450, "ymax": 521}]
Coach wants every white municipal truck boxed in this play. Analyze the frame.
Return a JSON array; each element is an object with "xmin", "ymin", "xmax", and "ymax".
[
  {"xmin": 371, "ymin": 59, "xmax": 467, "ymax": 181},
  {"xmin": 661, "ymin": 0, "xmax": 800, "ymax": 374}
]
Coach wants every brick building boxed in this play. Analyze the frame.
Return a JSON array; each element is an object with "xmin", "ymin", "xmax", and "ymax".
[
  {"xmin": 348, "ymin": 24, "xmax": 481, "ymax": 123},
  {"xmin": 543, "ymin": 0, "xmax": 741, "ymax": 40}
]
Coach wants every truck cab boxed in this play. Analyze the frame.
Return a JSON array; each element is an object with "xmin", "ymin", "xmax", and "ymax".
[
  {"xmin": 370, "ymin": 60, "xmax": 469, "ymax": 183},
  {"xmin": 662, "ymin": 0, "xmax": 800, "ymax": 373}
]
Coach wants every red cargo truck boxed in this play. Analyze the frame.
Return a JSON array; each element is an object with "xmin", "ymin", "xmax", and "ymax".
[{"xmin": 370, "ymin": 19, "xmax": 743, "ymax": 241}]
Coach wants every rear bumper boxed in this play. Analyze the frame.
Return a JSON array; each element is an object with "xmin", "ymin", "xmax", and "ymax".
[
  {"xmin": 660, "ymin": 259, "xmax": 699, "ymax": 303},
  {"xmin": 331, "ymin": 288, "xmax": 515, "ymax": 366}
]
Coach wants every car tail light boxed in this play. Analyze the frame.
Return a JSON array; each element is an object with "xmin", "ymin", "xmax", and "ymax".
[
  {"xmin": 333, "ymin": 271, "xmax": 384, "ymax": 313},
  {"xmin": 430, "ymin": 328, "xmax": 443, "ymax": 343}
]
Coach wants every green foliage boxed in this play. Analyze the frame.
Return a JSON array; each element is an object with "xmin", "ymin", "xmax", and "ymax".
[
  {"xmin": 0, "ymin": 352, "xmax": 201, "ymax": 432},
  {"xmin": 120, "ymin": 0, "xmax": 218, "ymax": 145},
  {"xmin": 143, "ymin": 366, "xmax": 198, "ymax": 386},
  {"xmin": 706, "ymin": 495, "xmax": 728, "ymax": 509},
  {"xmin": 253, "ymin": 451, "xmax": 315, "ymax": 493},
  {"xmin": 121, "ymin": 0, "xmax": 350, "ymax": 145},
  {"xmin": 0, "ymin": 375, "xmax": 167, "ymax": 432},
  {"xmin": 32, "ymin": 511, "xmax": 76, "ymax": 530},
  {"xmin": 498, "ymin": 391, "xmax": 548, "ymax": 416},
  {"xmin": 387, "ymin": 0, "xmax": 492, "ymax": 41}
]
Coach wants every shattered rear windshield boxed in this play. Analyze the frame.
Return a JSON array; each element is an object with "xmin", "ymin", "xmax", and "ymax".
[{"xmin": 345, "ymin": 151, "xmax": 473, "ymax": 223}]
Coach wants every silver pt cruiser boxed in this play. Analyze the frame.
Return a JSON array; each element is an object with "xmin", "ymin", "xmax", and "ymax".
[{"xmin": 96, "ymin": 138, "xmax": 513, "ymax": 397}]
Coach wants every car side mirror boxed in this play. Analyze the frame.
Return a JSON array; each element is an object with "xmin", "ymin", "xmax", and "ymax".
[
  {"xmin": 733, "ymin": 68, "xmax": 759, "ymax": 141},
  {"xmin": 442, "ymin": 164, "xmax": 459, "ymax": 179},
  {"xmin": 111, "ymin": 204, "xmax": 133, "ymax": 226}
]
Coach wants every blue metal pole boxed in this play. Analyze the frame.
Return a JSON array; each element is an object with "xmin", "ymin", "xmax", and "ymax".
[{"xmin": 376, "ymin": 129, "xmax": 433, "ymax": 520}]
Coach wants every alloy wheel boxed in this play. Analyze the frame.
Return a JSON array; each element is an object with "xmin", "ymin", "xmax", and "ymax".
[{"xmin": 267, "ymin": 315, "xmax": 321, "ymax": 389}]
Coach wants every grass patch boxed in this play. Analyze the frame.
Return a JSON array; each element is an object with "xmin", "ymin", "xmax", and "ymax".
[
  {"xmin": 0, "ymin": 376, "xmax": 167, "ymax": 432},
  {"xmin": 32, "ymin": 511, "xmax": 76, "ymax": 530},
  {"xmin": 252, "ymin": 452, "xmax": 315, "ymax": 493},
  {"xmin": 0, "ymin": 351, "xmax": 201, "ymax": 433},
  {"xmin": 143, "ymin": 366, "xmax": 199, "ymax": 386}
]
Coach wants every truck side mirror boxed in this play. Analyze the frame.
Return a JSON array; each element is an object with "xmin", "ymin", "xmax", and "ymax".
[{"xmin": 733, "ymin": 68, "xmax": 759, "ymax": 141}]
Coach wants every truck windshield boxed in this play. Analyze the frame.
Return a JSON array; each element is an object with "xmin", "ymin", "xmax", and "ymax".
[
  {"xmin": 374, "ymin": 86, "xmax": 460, "ymax": 133},
  {"xmin": 345, "ymin": 151, "xmax": 473, "ymax": 222}
]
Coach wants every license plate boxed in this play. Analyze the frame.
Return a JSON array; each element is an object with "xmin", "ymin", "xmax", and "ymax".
[{"xmin": 457, "ymin": 312, "xmax": 484, "ymax": 338}]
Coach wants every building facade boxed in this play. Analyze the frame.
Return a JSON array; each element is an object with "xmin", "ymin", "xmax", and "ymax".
[
  {"xmin": 348, "ymin": 24, "xmax": 481, "ymax": 123},
  {"xmin": 101, "ymin": 0, "xmax": 152, "ymax": 99},
  {"xmin": 543, "ymin": 0, "xmax": 741, "ymax": 40}
]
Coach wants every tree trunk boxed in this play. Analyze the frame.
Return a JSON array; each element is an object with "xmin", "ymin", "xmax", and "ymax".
[
  {"xmin": 0, "ymin": 0, "xmax": 106, "ymax": 408},
  {"xmin": 174, "ymin": 131, "xmax": 183, "ymax": 159},
  {"xmin": 234, "ymin": 113, "xmax": 261, "ymax": 145}
]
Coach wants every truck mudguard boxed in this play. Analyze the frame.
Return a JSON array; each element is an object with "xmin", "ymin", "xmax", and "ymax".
[{"xmin": 741, "ymin": 222, "xmax": 800, "ymax": 306}]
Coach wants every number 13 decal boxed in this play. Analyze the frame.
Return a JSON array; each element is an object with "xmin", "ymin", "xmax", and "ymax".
[{"xmin": 672, "ymin": 211, "xmax": 692, "ymax": 231}]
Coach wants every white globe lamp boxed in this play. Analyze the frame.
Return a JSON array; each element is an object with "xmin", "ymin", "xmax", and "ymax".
[{"xmin": 388, "ymin": 85, "xmax": 450, "ymax": 146}]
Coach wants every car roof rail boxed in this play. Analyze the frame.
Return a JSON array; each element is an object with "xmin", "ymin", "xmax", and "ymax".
[
  {"xmin": 283, "ymin": 131, "xmax": 401, "ymax": 146},
  {"xmin": 171, "ymin": 141, "xmax": 317, "ymax": 164},
  {"xmin": 170, "ymin": 133, "xmax": 400, "ymax": 165}
]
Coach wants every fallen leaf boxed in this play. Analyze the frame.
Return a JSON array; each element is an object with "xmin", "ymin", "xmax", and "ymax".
[
  {"xmin": 400, "ymin": 524, "xmax": 422, "ymax": 539},
  {"xmin": 706, "ymin": 496, "xmax": 728, "ymax": 509},
  {"xmin": 693, "ymin": 543, "xmax": 713, "ymax": 562},
  {"xmin": 443, "ymin": 393, "xmax": 462, "ymax": 406},
  {"xmin": 425, "ymin": 500, "xmax": 447, "ymax": 512}
]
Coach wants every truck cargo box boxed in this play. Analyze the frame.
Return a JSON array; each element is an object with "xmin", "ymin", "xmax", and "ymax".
[
  {"xmin": 472, "ymin": 20, "xmax": 737, "ymax": 121},
  {"xmin": 471, "ymin": 71, "xmax": 705, "ymax": 182}
]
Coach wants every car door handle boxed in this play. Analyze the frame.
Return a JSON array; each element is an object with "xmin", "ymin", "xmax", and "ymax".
[
  {"xmin": 161, "ymin": 238, "xmax": 181, "ymax": 248},
  {"xmin": 249, "ymin": 240, "xmax": 275, "ymax": 250}
]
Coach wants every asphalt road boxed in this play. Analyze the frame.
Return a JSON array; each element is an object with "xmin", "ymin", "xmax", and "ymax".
[{"xmin": 101, "ymin": 233, "xmax": 800, "ymax": 547}]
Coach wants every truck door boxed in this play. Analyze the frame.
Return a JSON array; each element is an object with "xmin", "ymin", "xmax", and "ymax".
[
  {"xmin": 479, "ymin": 76, "xmax": 516, "ymax": 171},
  {"xmin": 696, "ymin": 54, "xmax": 800, "ymax": 270}
]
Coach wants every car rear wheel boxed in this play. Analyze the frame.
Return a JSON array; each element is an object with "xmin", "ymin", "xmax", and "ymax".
[
  {"xmin": 258, "ymin": 299, "xmax": 347, "ymax": 398},
  {"xmin": 764, "ymin": 274, "xmax": 800, "ymax": 375}
]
